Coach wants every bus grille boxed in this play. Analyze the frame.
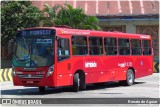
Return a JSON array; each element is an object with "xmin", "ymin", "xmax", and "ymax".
[{"xmin": 18, "ymin": 74, "xmax": 44, "ymax": 79}]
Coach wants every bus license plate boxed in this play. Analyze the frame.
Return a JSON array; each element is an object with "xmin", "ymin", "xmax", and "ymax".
[{"xmin": 26, "ymin": 81, "xmax": 33, "ymax": 84}]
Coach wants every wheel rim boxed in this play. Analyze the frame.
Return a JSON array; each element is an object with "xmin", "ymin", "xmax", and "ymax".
[
  {"xmin": 128, "ymin": 72, "xmax": 133, "ymax": 83},
  {"xmin": 78, "ymin": 78, "xmax": 80, "ymax": 87}
]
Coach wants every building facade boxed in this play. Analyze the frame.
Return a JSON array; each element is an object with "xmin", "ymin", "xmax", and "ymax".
[{"xmin": 33, "ymin": 1, "xmax": 159, "ymax": 61}]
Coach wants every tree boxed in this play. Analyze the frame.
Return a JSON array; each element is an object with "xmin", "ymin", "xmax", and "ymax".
[
  {"xmin": 1, "ymin": 1, "xmax": 43, "ymax": 46},
  {"xmin": 42, "ymin": 3, "xmax": 101, "ymax": 30}
]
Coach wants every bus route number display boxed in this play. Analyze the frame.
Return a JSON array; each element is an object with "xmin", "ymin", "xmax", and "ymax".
[{"xmin": 20, "ymin": 29, "xmax": 54, "ymax": 37}]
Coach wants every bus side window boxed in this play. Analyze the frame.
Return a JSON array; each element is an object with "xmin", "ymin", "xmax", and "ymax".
[
  {"xmin": 118, "ymin": 39, "xmax": 130, "ymax": 55},
  {"xmin": 131, "ymin": 39, "xmax": 141, "ymax": 55},
  {"xmin": 58, "ymin": 38, "xmax": 70, "ymax": 61},
  {"xmin": 89, "ymin": 37, "xmax": 103, "ymax": 55},
  {"xmin": 104, "ymin": 37, "xmax": 117, "ymax": 55},
  {"xmin": 72, "ymin": 36, "xmax": 88, "ymax": 55},
  {"xmin": 142, "ymin": 40, "xmax": 151, "ymax": 55}
]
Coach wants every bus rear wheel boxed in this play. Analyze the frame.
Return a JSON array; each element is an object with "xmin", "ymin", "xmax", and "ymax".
[
  {"xmin": 119, "ymin": 69, "xmax": 135, "ymax": 86},
  {"xmin": 73, "ymin": 73, "xmax": 80, "ymax": 92},
  {"xmin": 39, "ymin": 86, "xmax": 45, "ymax": 92}
]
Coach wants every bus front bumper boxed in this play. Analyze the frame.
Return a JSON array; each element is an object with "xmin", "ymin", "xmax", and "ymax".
[{"xmin": 12, "ymin": 74, "xmax": 56, "ymax": 87}]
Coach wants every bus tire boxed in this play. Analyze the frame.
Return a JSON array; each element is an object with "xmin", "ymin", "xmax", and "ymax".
[
  {"xmin": 120, "ymin": 69, "xmax": 134, "ymax": 86},
  {"xmin": 39, "ymin": 86, "xmax": 45, "ymax": 92},
  {"xmin": 73, "ymin": 73, "xmax": 80, "ymax": 92},
  {"xmin": 79, "ymin": 73, "xmax": 86, "ymax": 90},
  {"xmin": 120, "ymin": 69, "xmax": 135, "ymax": 86},
  {"xmin": 126, "ymin": 69, "xmax": 135, "ymax": 86}
]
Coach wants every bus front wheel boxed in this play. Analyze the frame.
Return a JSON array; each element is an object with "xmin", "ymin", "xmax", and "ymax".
[
  {"xmin": 39, "ymin": 86, "xmax": 45, "ymax": 92},
  {"xmin": 73, "ymin": 73, "xmax": 80, "ymax": 92},
  {"xmin": 119, "ymin": 69, "xmax": 135, "ymax": 86}
]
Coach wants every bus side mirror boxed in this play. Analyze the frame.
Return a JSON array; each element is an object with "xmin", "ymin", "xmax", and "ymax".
[
  {"xmin": 13, "ymin": 42, "xmax": 17, "ymax": 54},
  {"xmin": 8, "ymin": 39, "xmax": 15, "ymax": 54},
  {"xmin": 9, "ymin": 38, "xmax": 16, "ymax": 54},
  {"xmin": 56, "ymin": 36, "xmax": 60, "ymax": 41}
]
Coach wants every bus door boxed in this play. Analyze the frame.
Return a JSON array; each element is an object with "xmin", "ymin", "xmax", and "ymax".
[{"xmin": 56, "ymin": 36, "xmax": 72, "ymax": 86}]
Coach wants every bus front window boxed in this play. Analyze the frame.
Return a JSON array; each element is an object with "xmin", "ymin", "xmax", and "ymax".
[
  {"xmin": 13, "ymin": 38, "xmax": 54, "ymax": 67},
  {"xmin": 31, "ymin": 38, "xmax": 54, "ymax": 66},
  {"xmin": 13, "ymin": 38, "xmax": 30, "ymax": 67}
]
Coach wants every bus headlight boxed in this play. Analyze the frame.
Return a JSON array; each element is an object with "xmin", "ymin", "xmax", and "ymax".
[
  {"xmin": 46, "ymin": 65, "xmax": 54, "ymax": 77},
  {"xmin": 12, "ymin": 66, "xmax": 16, "ymax": 76}
]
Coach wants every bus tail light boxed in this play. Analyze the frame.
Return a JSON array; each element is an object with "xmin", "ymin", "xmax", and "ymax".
[{"xmin": 46, "ymin": 65, "xmax": 54, "ymax": 77}]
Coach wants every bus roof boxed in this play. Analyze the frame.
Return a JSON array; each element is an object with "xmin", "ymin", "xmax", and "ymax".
[
  {"xmin": 20, "ymin": 26, "xmax": 151, "ymax": 40},
  {"xmin": 55, "ymin": 27, "xmax": 151, "ymax": 40}
]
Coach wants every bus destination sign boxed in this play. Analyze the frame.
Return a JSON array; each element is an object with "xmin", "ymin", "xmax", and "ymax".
[{"xmin": 18, "ymin": 29, "xmax": 54, "ymax": 37}]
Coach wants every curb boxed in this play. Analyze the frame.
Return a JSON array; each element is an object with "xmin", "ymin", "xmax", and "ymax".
[
  {"xmin": 0, "ymin": 68, "xmax": 12, "ymax": 82},
  {"xmin": 153, "ymin": 62, "xmax": 159, "ymax": 73}
]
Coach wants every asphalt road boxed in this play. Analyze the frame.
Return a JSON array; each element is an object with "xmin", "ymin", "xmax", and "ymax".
[{"xmin": 0, "ymin": 73, "xmax": 159, "ymax": 106}]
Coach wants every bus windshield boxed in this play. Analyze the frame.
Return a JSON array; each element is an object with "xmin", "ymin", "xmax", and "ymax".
[
  {"xmin": 13, "ymin": 37, "xmax": 54, "ymax": 67},
  {"xmin": 13, "ymin": 29, "xmax": 55, "ymax": 67}
]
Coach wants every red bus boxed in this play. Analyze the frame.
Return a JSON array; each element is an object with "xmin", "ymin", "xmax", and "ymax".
[{"xmin": 12, "ymin": 26, "xmax": 153, "ymax": 92}]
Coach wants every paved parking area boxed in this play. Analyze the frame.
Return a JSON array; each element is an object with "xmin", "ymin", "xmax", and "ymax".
[{"xmin": 0, "ymin": 73, "xmax": 159, "ymax": 106}]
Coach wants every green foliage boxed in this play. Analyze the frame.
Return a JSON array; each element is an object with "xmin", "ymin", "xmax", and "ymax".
[
  {"xmin": 1, "ymin": 1, "xmax": 43, "ymax": 46},
  {"xmin": 42, "ymin": 3, "xmax": 101, "ymax": 30},
  {"xmin": 1, "ymin": 2, "xmax": 101, "ymax": 46}
]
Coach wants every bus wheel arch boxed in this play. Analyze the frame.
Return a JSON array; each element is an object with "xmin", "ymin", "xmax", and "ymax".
[{"xmin": 73, "ymin": 70, "xmax": 86, "ymax": 91}]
